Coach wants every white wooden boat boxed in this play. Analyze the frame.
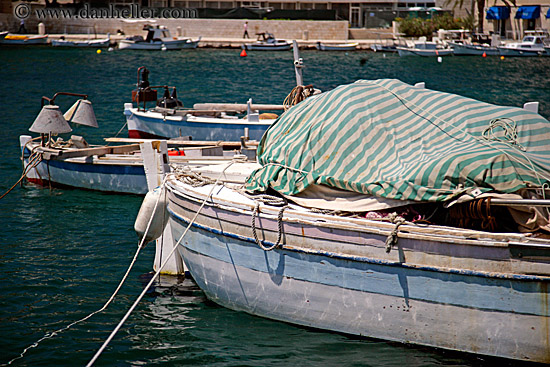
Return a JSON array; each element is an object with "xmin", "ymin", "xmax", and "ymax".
[
  {"xmin": 497, "ymin": 35, "xmax": 548, "ymax": 56},
  {"xmin": 0, "ymin": 34, "xmax": 48, "ymax": 45},
  {"xmin": 125, "ymin": 67, "xmax": 282, "ymax": 140},
  {"xmin": 51, "ymin": 35, "xmax": 111, "ymax": 48},
  {"xmin": 448, "ymin": 41, "xmax": 499, "ymax": 56},
  {"xmin": 147, "ymin": 79, "xmax": 550, "ymax": 363},
  {"xmin": 19, "ymin": 135, "xmax": 256, "ymax": 194},
  {"xmin": 245, "ymin": 32, "xmax": 291, "ymax": 51},
  {"xmin": 396, "ymin": 39, "xmax": 453, "ymax": 56},
  {"xmin": 315, "ymin": 41, "xmax": 358, "ymax": 51},
  {"xmin": 118, "ymin": 26, "xmax": 199, "ymax": 50},
  {"xmin": 0, "ymin": 31, "xmax": 7, "ymax": 41}
]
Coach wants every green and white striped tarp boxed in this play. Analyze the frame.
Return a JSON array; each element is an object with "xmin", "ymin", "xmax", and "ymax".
[{"xmin": 245, "ymin": 79, "xmax": 550, "ymax": 202}]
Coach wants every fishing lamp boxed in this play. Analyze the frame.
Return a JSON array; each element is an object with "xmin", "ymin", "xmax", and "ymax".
[{"xmin": 29, "ymin": 92, "xmax": 97, "ymax": 146}]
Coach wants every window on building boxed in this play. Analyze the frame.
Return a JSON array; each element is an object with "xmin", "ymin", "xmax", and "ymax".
[
  {"xmin": 150, "ymin": 0, "xmax": 168, "ymax": 6},
  {"xmin": 219, "ymin": 1, "xmax": 233, "ymax": 7},
  {"xmin": 188, "ymin": 1, "xmax": 201, "ymax": 7},
  {"xmin": 314, "ymin": 3, "xmax": 327, "ymax": 9}
]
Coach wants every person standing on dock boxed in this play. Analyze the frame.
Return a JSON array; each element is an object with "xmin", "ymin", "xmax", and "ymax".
[
  {"xmin": 18, "ymin": 18, "xmax": 27, "ymax": 34},
  {"xmin": 243, "ymin": 21, "xmax": 249, "ymax": 39}
]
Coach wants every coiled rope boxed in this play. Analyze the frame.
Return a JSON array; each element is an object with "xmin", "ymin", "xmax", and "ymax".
[
  {"xmin": 482, "ymin": 118, "xmax": 526, "ymax": 151},
  {"xmin": 384, "ymin": 213, "xmax": 406, "ymax": 253},
  {"xmin": 283, "ymin": 85, "xmax": 316, "ymax": 111}
]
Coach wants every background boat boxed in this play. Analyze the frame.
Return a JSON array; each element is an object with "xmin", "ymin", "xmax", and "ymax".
[
  {"xmin": 51, "ymin": 35, "xmax": 111, "ymax": 48},
  {"xmin": 316, "ymin": 41, "xmax": 358, "ymax": 51},
  {"xmin": 245, "ymin": 32, "xmax": 291, "ymax": 50},
  {"xmin": 1, "ymin": 47, "xmax": 550, "ymax": 366},
  {"xmin": 0, "ymin": 34, "xmax": 48, "ymax": 45}
]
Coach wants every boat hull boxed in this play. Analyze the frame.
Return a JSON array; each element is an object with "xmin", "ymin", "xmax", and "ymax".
[
  {"xmin": 125, "ymin": 108, "xmax": 273, "ymax": 141},
  {"xmin": 166, "ymin": 179, "xmax": 550, "ymax": 363},
  {"xmin": 245, "ymin": 43, "xmax": 291, "ymax": 51},
  {"xmin": 51, "ymin": 39, "xmax": 110, "ymax": 47},
  {"xmin": 23, "ymin": 154, "xmax": 148, "ymax": 194},
  {"xmin": 397, "ymin": 47, "xmax": 454, "ymax": 56},
  {"xmin": 0, "ymin": 35, "xmax": 48, "ymax": 45},
  {"xmin": 118, "ymin": 39, "xmax": 189, "ymax": 50},
  {"xmin": 449, "ymin": 42, "xmax": 499, "ymax": 56},
  {"xmin": 498, "ymin": 47, "xmax": 546, "ymax": 57},
  {"xmin": 316, "ymin": 43, "xmax": 358, "ymax": 51}
]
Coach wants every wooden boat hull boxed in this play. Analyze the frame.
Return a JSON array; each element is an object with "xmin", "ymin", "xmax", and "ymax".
[
  {"xmin": 21, "ymin": 143, "xmax": 148, "ymax": 194},
  {"xmin": 497, "ymin": 46, "xmax": 546, "ymax": 57},
  {"xmin": 125, "ymin": 107, "xmax": 274, "ymax": 140},
  {"xmin": 316, "ymin": 42, "xmax": 358, "ymax": 51},
  {"xmin": 0, "ymin": 35, "xmax": 48, "ymax": 45},
  {"xmin": 448, "ymin": 42, "xmax": 499, "ymax": 56},
  {"xmin": 397, "ymin": 47, "xmax": 453, "ymax": 57},
  {"xmin": 51, "ymin": 38, "xmax": 110, "ymax": 47},
  {"xmin": 245, "ymin": 43, "xmax": 291, "ymax": 51},
  {"xmin": 118, "ymin": 39, "xmax": 189, "ymax": 50},
  {"xmin": 165, "ymin": 178, "xmax": 550, "ymax": 363}
]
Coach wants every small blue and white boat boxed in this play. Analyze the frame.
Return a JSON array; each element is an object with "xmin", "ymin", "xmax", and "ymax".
[{"xmin": 155, "ymin": 79, "xmax": 550, "ymax": 363}]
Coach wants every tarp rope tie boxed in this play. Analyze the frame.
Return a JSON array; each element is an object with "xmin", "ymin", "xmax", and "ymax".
[{"xmin": 385, "ymin": 213, "xmax": 406, "ymax": 253}]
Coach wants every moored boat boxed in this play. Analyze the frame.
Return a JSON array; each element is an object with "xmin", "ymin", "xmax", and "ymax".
[
  {"xmin": 51, "ymin": 34, "xmax": 111, "ymax": 48},
  {"xmin": 118, "ymin": 25, "xmax": 199, "ymax": 50},
  {"xmin": 245, "ymin": 32, "xmax": 291, "ymax": 51},
  {"xmin": 125, "ymin": 66, "xmax": 282, "ymax": 140},
  {"xmin": 0, "ymin": 34, "xmax": 48, "ymax": 45},
  {"xmin": 497, "ymin": 34, "xmax": 548, "ymax": 56},
  {"xmin": 448, "ymin": 41, "xmax": 499, "ymax": 56},
  {"xmin": 396, "ymin": 38, "xmax": 453, "ymax": 56},
  {"xmin": 316, "ymin": 41, "xmax": 358, "ymax": 51},
  {"xmin": 153, "ymin": 79, "xmax": 550, "ymax": 363}
]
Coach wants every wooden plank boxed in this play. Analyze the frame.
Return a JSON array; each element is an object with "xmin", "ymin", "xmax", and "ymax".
[
  {"xmin": 45, "ymin": 143, "xmax": 141, "ymax": 159},
  {"xmin": 104, "ymin": 137, "xmax": 259, "ymax": 147}
]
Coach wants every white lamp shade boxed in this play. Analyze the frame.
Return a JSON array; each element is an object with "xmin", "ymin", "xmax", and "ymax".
[
  {"xmin": 64, "ymin": 99, "xmax": 98, "ymax": 128},
  {"xmin": 29, "ymin": 105, "xmax": 72, "ymax": 134}
]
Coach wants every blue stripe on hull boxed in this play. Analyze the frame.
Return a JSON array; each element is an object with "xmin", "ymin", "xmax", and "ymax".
[
  {"xmin": 46, "ymin": 159, "xmax": 144, "ymax": 175},
  {"xmin": 169, "ymin": 209, "xmax": 550, "ymax": 317}
]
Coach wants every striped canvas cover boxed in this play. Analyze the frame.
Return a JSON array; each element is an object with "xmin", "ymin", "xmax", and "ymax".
[{"xmin": 245, "ymin": 79, "xmax": 550, "ymax": 202}]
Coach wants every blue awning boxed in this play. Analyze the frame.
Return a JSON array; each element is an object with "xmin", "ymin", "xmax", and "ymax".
[
  {"xmin": 486, "ymin": 6, "xmax": 510, "ymax": 20},
  {"xmin": 546, "ymin": 7, "xmax": 550, "ymax": 18},
  {"xmin": 515, "ymin": 5, "xmax": 540, "ymax": 19}
]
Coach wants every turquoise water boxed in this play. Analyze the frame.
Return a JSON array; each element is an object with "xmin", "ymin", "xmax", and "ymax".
[{"xmin": 1, "ymin": 46, "xmax": 549, "ymax": 366}]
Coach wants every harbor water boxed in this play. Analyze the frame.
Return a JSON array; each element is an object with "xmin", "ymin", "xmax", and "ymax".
[{"xmin": 1, "ymin": 46, "xmax": 549, "ymax": 366}]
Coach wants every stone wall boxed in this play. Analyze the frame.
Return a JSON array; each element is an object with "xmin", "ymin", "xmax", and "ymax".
[{"xmin": 3, "ymin": 12, "xmax": 349, "ymax": 40}]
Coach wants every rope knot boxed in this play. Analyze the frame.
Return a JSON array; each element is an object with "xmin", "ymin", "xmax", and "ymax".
[{"xmin": 385, "ymin": 214, "xmax": 406, "ymax": 253}]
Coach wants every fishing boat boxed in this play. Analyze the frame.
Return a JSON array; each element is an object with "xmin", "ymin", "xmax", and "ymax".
[
  {"xmin": 447, "ymin": 41, "xmax": 500, "ymax": 56},
  {"xmin": 125, "ymin": 66, "xmax": 282, "ymax": 140},
  {"xmin": 51, "ymin": 34, "xmax": 111, "ymax": 48},
  {"xmin": 396, "ymin": 38, "xmax": 453, "ymax": 56},
  {"xmin": 0, "ymin": 31, "xmax": 7, "ymax": 41},
  {"xmin": 0, "ymin": 34, "xmax": 48, "ymax": 45},
  {"xmin": 19, "ymin": 90, "xmax": 256, "ymax": 194},
  {"xmin": 315, "ymin": 41, "xmax": 358, "ymax": 51},
  {"xmin": 118, "ymin": 25, "xmax": 199, "ymax": 50},
  {"xmin": 245, "ymin": 32, "xmax": 291, "ymax": 51},
  {"xmin": 148, "ymin": 79, "xmax": 550, "ymax": 363},
  {"xmin": 497, "ymin": 34, "xmax": 549, "ymax": 56}
]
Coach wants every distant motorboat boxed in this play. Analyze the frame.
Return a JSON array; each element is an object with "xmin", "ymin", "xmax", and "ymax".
[
  {"xmin": 51, "ymin": 34, "xmax": 111, "ymax": 48},
  {"xmin": 497, "ymin": 35, "xmax": 548, "ymax": 56},
  {"xmin": 448, "ymin": 41, "xmax": 499, "ymax": 56},
  {"xmin": 245, "ymin": 32, "xmax": 291, "ymax": 51},
  {"xmin": 316, "ymin": 41, "xmax": 358, "ymax": 51},
  {"xmin": 397, "ymin": 38, "xmax": 453, "ymax": 56},
  {"xmin": 119, "ymin": 25, "xmax": 199, "ymax": 50},
  {"xmin": 0, "ymin": 34, "xmax": 48, "ymax": 45}
]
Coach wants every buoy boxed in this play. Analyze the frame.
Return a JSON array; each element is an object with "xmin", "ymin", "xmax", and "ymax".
[
  {"xmin": 437, "ymin": 56, "xmax": 442, "ymax": 63},
  {"xmin": 161, "ymin": 44, "xmax": 167, "ymax": 51},
  {"xmin": 500, "ymin": 56, "xmax": 505, "ymax": 60},
  {"xmin": 240, "ymin": 48, "xmax": 247, "ymax": 57},
  {"xmin": 96, "ymin": 49, "xmax": 101, "ymax": 54},
  {"xmin": 108, "ymin": 47, "xmax": 114, "ymax": 52},
  {"xmin": 482, "ymin": 52, "xmax": 487, "ymax": 58},
  {"xmin": 134, "ymin": 186, "xmax": 169, "ymax": 243}
]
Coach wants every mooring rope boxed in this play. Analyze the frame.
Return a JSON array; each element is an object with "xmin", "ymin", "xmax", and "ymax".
[
  {"xmin": 0, "ymin": 148, "xmax": 43, "ymax": 201},
  {"xmin": 3, "ymin": 176, "xmax": 168, "ymax": 366},
  {"xmin": 86, "ymin": 160, "xmax": 237, "ymax": 366}
]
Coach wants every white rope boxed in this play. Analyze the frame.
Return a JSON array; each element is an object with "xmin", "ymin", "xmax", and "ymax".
[
  {"xmin": 86, "ymin": 161, "xmax": 236, "ymax": 366},
  {"xmin": 3, "ymin": 177, "xmax": 167, "ymax": 366}
]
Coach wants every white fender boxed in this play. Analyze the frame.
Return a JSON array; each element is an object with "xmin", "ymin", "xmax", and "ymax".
[{"xmin": 134, "ymin": 186, "xmax": 169, "ymax": 243}]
